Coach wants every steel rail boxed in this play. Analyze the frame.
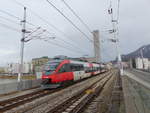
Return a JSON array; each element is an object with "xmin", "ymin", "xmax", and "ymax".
[
  {"xmin": 47, "ymin": 72, "xmax": 113, "ymax": 113},
  {"xmin": 0, "ymin": 71, "xmax": 110, "ymax": 112}
]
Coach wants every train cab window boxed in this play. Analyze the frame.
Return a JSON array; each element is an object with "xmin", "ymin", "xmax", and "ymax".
[
  {"xmin": 44, "ymin": 62, "xmax": 60, "ymax": 75},
  {"xmin": 58, "ymin": 64, "xmax": 70, "ymax": 73}
]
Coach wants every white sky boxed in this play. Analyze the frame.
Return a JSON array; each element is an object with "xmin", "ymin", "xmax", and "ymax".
[{"xmin": 0, "ymin": 0, "xmax": 150, "ymax": 66}]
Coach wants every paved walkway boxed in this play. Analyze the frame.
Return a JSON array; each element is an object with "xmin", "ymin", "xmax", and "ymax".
[
  {"xmin": 122, "ymin": 73, "xmax": 150, "ymax": 113},
  {"xmin": 131, "ymin": 69, "xmax": 150, "ymax": 83},
  {"xmin": 124, "ymin": 70, "xmax": 150, "ymax": 89}
]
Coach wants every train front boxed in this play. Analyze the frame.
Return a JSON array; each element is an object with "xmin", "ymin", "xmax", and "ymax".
[{"xmin": 41, "ymin": 60, "xmax": 60, "ymax": 89}]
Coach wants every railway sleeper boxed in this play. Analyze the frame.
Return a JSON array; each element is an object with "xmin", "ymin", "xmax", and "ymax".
[{"xmin": 62, "ymin": 75, "xmax": 112, "ymax": 113}]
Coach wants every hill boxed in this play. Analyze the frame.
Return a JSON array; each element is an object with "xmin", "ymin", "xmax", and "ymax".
[{"xmin": 122, "ymin": 44, "xmax": 150, "ymax": 61}]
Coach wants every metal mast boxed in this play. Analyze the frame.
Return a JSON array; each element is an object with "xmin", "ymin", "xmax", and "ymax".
[
  {"xmin": 18, "ymin": 7, "xmax": 26, "ymax": 82},
  {"xmin": 108, "ymin": 0, "xmax": 123, "ymax": 75}
]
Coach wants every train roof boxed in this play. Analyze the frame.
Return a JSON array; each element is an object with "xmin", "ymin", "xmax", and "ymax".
[{"xmin": 51, "ymin": 59, "xmax": 98, "ymax": 65}]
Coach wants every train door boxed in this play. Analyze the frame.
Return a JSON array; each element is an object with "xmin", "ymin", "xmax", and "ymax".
[
  {"xmin": 71, "ymin": 64, "xmax": 84, "ymax": 81},
  {"xmin": 56, "ymin": 64, "xmax": 73, "ymax": 82}
]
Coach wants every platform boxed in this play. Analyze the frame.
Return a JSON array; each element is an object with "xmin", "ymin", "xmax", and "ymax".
[{"xmin": 122, "ymin": 70, "xmax": 150, "ymax": 113}]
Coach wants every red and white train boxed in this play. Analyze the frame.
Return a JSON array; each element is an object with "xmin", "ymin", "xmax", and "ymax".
[{"xmin": 41, "ymin": 59, "xmax": 105, "ymax": 88}]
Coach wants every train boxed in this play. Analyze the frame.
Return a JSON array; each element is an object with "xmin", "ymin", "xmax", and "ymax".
[{"xmin": 41, "ymin": 58, "xmax": 107, "ymax": 88}]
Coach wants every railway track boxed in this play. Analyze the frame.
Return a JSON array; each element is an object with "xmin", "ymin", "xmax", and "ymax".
[
  {"xmin": 0, "ymin": 88, "xmax": 61, "ymax": 112},
  {"xmin": 47, "ymin": 72, "xmax": 113, "ymax": 113},
  {"xmin": 0, "ymin": 71, "xmax": 111, "ymax": 113}
]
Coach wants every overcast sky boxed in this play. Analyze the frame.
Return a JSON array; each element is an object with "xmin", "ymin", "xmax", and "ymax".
[{"xmin": 0, "ymin": 0, "xmax": 150, "ymax": 66}]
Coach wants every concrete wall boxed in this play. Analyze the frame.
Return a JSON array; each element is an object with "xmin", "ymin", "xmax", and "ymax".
[{"xmin": 0, "ymin": 79, "xmax": 41, "ymax": 95}]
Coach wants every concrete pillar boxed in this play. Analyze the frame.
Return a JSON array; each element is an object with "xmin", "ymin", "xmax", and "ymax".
[
  {"xmin": 93, "ymin": 30, "xmax": 100, "ymax": 62},
  {"xmin": 129, "ymin": 59, "xmax": 133, "ymax": 69}
]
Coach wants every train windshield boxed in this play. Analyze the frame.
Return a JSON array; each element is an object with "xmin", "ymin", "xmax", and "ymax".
[{"xmin": 44, "ymin": 62, "xmax": 59, "ymax": 75}]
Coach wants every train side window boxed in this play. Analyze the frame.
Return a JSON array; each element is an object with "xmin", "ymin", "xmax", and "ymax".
[
  {"xmin": 70, "ymin": 64, "xmax": 84, "ymax": 71},
  {"xmin": 85, "ymin": 67, "xmax": 89, "ymax": 73},
  {"xmin": 80, "ymin": 65, "xmax": 84, "ymax": 71},
  {"xmin": 70, "ymin": 64, "xmax": 75, "ymax": 71},
  {"xmin": 58, "ymin": 64, "xmax": 70, "ymax": 73}
]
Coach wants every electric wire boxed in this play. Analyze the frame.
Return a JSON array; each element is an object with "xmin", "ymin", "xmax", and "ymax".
[
  {"xmin": 40, "ymin": 38, "xmax": 84, "ymax": 55},
  {"xmin": 60, "ymin": 0, "xmax": 102, "ymax": 53},
  {"xmin": 2, "ymin": 1, "xmax": 86, "ymax": 55},
  {"xmin": 107, "ymin": 0, "xmax": 123, "ymax": 64},
  {"xmin": 24, "ymin": 28, "xmax": 86, "ymax": 54},
  {"xmin": 61, "ymin": 0, "xmax": 92, "ymax": 33},
  {"xmin": 0, "ymin": 9, "xmax": 36, "ymax": 27},
  {"xmin": 10, "ymin": 0, "xmax": 89, "ymax": 54},
  {"xmin": 46, "ymin": 0, "xmax": 101, "ymax": 52},
  {"xmin": 0, "ymin": 22, "xmax": 20, "ymax": 32},
  {"xmin": 45, "ymin": 31, "xmax": 88, "ymax": 54},
  {"xmin": 25, "ymin": 27, "xmax": 41, "ymax": 39},
  {"xmin": 117, "ymin": 0, "xmax": 120, "ymax": 23},
  {"xmin": 0, "ymin": 15, "xmax": 20, "ymax": 25},
  {"xmin": 0, "ymin": 15, "xmax": 83, "ymax": 55},
  {"xmin": 0, "ymin": 13, "xmax": 37, "ymax": 32},
  {"xmin": 46, "ymin": 0, "xmax": 101, "ymax": 56},
  {"xmin": 28, "ymin": 10, "xmax": 88, "ymax": 53},
  {"xmin": 46, "ymin": 0, "xmax": 93, "ymax": 42},
  {"xmin": 26, "ymin": 28, "xmax": 81, "ymax": 53},
  {"xmin": 116, "ymin": 0, "xmax": 121, "ymax": 36}
]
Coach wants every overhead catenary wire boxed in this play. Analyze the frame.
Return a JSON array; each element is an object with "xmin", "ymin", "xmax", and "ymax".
[
  {"xmin": 0, "ymin": 13, "xmax": 42, "ymax": 34},
  {"xmin": 116, "ymin": 0, "xmax": 121, "ymax": 36},
  {"xmin": 60, "ymin": 0, "xmax": 102, "ymax": 53},
  {"xmin": 108, "ymin": 0, "xmax": 121, "ymax": 40},
  {"xmin": 25, "ymin": 27, "xmax": 41, "ymax": 38},
  {"xmin": 0, "ymin": 9, "xmax": 36, "ymax": 27},
  {"xmin": 0, "ymin": 14, "xmax": 40, "ymax": 31},
  {"xmin": 107, "ymin": 0, "xmax": 123, "ymax": 74},
  {"xmin": 45, "ymin": 31, "xmax": 88, "ymax": 54},
  {"xmin": 32, "ymin": 28, "xmax": 89, "ymax": 54},
  {"xmin": 24, "ymin": 26, "xmax": 85, "ymax": 54},
  {"xmin": 40, "ymin": 38, "xmax": 85, "ymax": 55},
  {"xmin": 7, "ymin": 0, "xmax": 88, "ymax": 55},
  {"xmin": 10, "ymin": 0, "xmax": 90, "ymax": 54},
  {"xmin": 117, "ymin": 0, "xmax": 120, "ymax": 23},
  {"xmin": 28, "ymin": 30, "xmax": 87, "ymax": 54},
  {"xmin": 61, "ymin": 0, "xmax": 92, "ymax": 33},
  {"xmin": 0, "ymin": 15, "xmax": 21, "ymax": 25},
  {"xmin": 0, "ymin": 22, "xmax": 20, "ymax": 32},
  {"xmin": 45, "ymin": 41, "xmax": 79, "ymax": 56},
  {"xmin": 46, "ymin": 0, "xmax": 93, "ymax": 42},
  {"xmin": 42, "ymin": 31, "xmax": 87, "ymax": 54},
  {"xmin": 28, "ymin": 10, "xmax": 89, "ymax": 53},
  {"xmin": 46, "ymin": 0, "xmax": 101, "ymax": 56},
  {"xmin": 101, "ymin": 48, "xmax": 113, "ymax": 62},
  {"xmin": 47, "ymin": 0, "xmax": 101, "ymax": 51},
  {"xmin": 0, "ymin": 9, "xmax": 21, "ymax": 20},
  {"xmin": 0, "ymin": 15, "xmax": 44, "ymax": 37}
]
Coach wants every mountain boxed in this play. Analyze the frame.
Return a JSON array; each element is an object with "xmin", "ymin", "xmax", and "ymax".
[{"xmin": 122, "ymin": 44, "xmax": 150, "ymax": 61}]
